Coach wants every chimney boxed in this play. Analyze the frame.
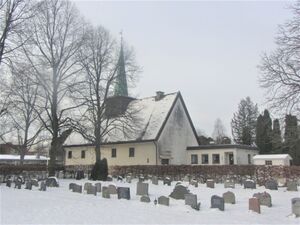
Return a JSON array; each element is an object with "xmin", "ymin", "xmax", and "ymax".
[{"xmin": 155, "ymin": 91, "xmax": 165, "ymax": 101}]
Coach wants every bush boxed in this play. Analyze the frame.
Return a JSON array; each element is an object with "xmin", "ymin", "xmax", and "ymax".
[{"xmin": 90, "ymin": 158, "xmax": 108, "ymax": 181}]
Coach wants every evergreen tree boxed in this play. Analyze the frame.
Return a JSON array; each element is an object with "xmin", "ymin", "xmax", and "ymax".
[
  {"xmin": 231, "ymin": 97, "xmax": 259, "ymax": 145},
  {"xmin": 272, "ymin": 119, "xmax": 282, "ymax": 154},
  {"xmin": 255, "ymin": 110, "xmax": 272, "ymax": 154},
  {"xmin": 284, "ymin": 115, "xmax": 300, "ymax": 165}
]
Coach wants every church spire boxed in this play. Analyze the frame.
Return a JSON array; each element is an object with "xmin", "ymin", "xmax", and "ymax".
[{"xmin": 114, "ymin": 32, "xmax": 128, "ymax": 97}]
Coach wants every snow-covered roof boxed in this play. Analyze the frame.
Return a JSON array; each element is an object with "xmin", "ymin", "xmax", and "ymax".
[
  {"xmin": 0, "ymin": 154, "xmax": 49, "ymax": 161},
  {"xmin": 253, "ymin": 154, "xmax": 292, "ymax": 160}
]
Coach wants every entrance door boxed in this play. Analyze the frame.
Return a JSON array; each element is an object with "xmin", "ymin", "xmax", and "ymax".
[
  {"xmin": 161, "ymin": 159, "xmax": 169, "ymax": 165},
  {"xmin": 229, "ymin": 153, "xmax": 234, "ymax": 165}
]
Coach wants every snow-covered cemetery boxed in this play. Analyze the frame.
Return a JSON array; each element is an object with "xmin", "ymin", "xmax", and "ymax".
[{"xmin": 1, "ymin": 0, "xmax": 300, "ymax": 225}]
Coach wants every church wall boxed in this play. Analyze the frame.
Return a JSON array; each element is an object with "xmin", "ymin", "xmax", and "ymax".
[
  {"xmin": 157, "ymin": 97, "xmax": 198, "ymax": 165},
  {"xmin": 64, "ymin": 142, "xmax": 156, "ymax": 166}
]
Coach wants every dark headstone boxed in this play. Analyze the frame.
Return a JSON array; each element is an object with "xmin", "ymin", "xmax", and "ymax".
[
  {"xmin": 265, "ymin": 180, "xmax": 278, "ymax": 190},
  {"xmin": 6, "ymin": 180, "xmax": 11, "ymax": 188},
  {"xmin": 163, "ymin": 177, "xmax": 171, "ymax": 186},
  {"xmin": 158, "ymin": 196, "xmax": 169, "ymax": 206},
  {"xmin": 39, "ymin": 181, "xmax": 47, "ymax": 191},
  {"xmin": 170, "ymin": 185, "xmax": 190, "ymax": 200},
  {"xmin": 117, "ymin": 187, "xmax": 130, "ymax": 200},
  {"xmin": 117, "ymin": 176, "xmax": 123, "ymax": 182},
  {"xmin": 136, "ymin": 182, "xmax": 149, "ymax": 196},
  {"xmin": 191, "ymin": 202, "xmax": 201, "ymax": 211},
  {"xmin": 14, "ymin": 180, "xmax": 22, "ymax": 189},
  {"xmin": 73, "ymin": 184, "xmax": 82, "ymax": 193},
  {"xmin": 31, "ymin": 179, "xmax": 39, "ymax": 187},
  {"xmin": 253, "ymin": 192, "xmax": 272, "ymax": 207},
  {"xmin": 244, "ymin": 180, "xmax": 256, "ymax": 189},
  {"xmin": 223, "ymin": 191, "xmax": 235, "ymax": 204},
  {"xmin": 211, "ymin": 195, "xmax": 225, "ymax": 211},
  {"xmin": 249, "ymin": 197, "xmax": 260, "ymax": 214},
  {"xmin": 69, "ymin": 183, "xmax": 76, "ymax": 191},
  {"xmin": 45, "ymin": 177, "xmax": 59, "ymax": 187},
  {"xmin": 206, "ymin": 180, "xmax": 215, "ymax": 188},
  {"xmin": 25, "ymin": 181, "xmax": 32, "ymax": 190},
  {"xmin": 140, "ymin": 195, "xmax": 151, "ymax": 203},
  {"xmin": 108, "ymin": 184, "xmax": 117, "ymax": 194},
  {"xmin": 190, "ymin": 179, "xmax": 198, "ymax": 187},
  {"xmin": 76, "ymin": 170, "xmax": 84, "ymax": 180},
  {"xmin": 292, "ymin": 198, "xmax": 300, "ymax": 217}
]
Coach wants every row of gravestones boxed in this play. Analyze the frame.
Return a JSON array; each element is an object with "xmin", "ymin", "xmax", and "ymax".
[{"xmin": 4, "ymin": 177, "xmax": 58, "ymax": 191}]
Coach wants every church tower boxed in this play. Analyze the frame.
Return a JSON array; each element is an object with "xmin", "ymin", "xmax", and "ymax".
[{"xmin": 114, "ymin": 39, "xmax": 128, "ymax": 97}]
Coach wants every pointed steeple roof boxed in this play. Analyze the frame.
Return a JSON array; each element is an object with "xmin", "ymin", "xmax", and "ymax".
[{"xmin": 114, "ymin": 36, "xmax": 128, "ymax": 97}]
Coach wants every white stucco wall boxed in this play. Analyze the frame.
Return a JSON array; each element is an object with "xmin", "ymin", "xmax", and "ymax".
[
  {"xmin": 157, "ymin": 97, "xmax": 198, "ymax": 165},
  {"xmin": 253, "ymin": 158, "xmax": 290, "ymax": 166},
  {"xmin": 186, "ymin": 148, "xmax": 258, "ymax": 165}
]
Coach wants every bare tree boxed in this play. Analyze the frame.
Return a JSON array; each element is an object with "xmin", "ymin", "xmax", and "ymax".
[
  {"xmin": 259, "ymin": 2, "xmax": 300, "ymax": 116},
  {"xmin": 0, "ymin": 0, "xmax": 33, "ymax": 67},
  {"xmin": 22, "ymin": 0, "xmax": 86, "ymax": 175},
  {"xmin": 73, "ymin": 26, "xmax": 140, "ymax": 171},
  {"xmin": 212, "ymin": 118, "xmax": 227, "ymax": 144},
  {"xmin": 1, "ymin": 62, "xmax": 43, "ymax": 164}
]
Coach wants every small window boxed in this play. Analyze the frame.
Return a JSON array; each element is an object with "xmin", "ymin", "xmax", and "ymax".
[
  {"xmin": 201, "ymin": 154, "xmax": 209, "ymax": 164},
  {"xmin": 161, "ymin": 159, "xmax": 169, "ymax": 165},
  {"xmin": 68, "ymin": 151, "xmax": 72, "ymax": 159},
  {"xmin": 111, "ymin": 148, "xmax": 116, "ymax": 158},
  {"xmin": 191, "ymin": 154, "xmax": 198, "ymax": 164},
  {"xmin": 81, "ymin": 150, "xmax": 85, "ymax": 159},
  {"xmin": 265, "ymin": 160, "xmax": 272, "ymax": 165},
  {"xmin": 129, "ymin": 147, "xmax": 135, "ymax": 157},
  {"xmin": 248, "ymin": 154, "xmax": 251, "ymax": 164},
  {"xmin": 212, "ymin": 154, "xmax": 220, "ymax": 164}
]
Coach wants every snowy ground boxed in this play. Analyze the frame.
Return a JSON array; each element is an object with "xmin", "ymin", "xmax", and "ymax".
[{"xmin": 1, "ymin": 178, "xmax": 300, "ymax": 225}]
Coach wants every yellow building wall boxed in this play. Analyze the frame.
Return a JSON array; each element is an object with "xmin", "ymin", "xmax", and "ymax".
[{"xmin": 64, "ymin": 142, "xmax": 157, "ymax": 166}]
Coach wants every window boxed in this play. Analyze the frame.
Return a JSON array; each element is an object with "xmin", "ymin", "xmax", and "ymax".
[
  {"xmin": 81, "ymin": 150, "xmax": 85, "ymax": 159},
  {"xmin": 191, "ymin": 154, "xmax": 198, "ymax": 164},
  {"xmin": 248, "ymin": 154, "xmax": 251, "ymax": 164},
  {"xmin": 161, "ymin": 159, "xmax": 169, "ymax": 165},
  {"xmin": 212, "ymin": 154, "xmax": 220, "ymax": 164},
  {"xmin": 265, "ymin": 160, "xmax": 272, "ymax": 165},
  {"xmin": 68, "ymin": 151, "xmax": 72, "ymax": 159},
  {"xmin": 201, "ymin": 154, "xmax": 209, "ymax": 164},
  {"xmin": 111, "ymin": 148, "xmax": 116, "ymax": 158},
  {"xmin": 129, "ymin": 147, "xmax": 135, "ymax": 157}
]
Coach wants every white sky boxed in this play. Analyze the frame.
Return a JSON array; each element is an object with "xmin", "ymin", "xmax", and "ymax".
[{"xmin": 74, "ymin": 0, "xmax": 293, "ymax": 137}]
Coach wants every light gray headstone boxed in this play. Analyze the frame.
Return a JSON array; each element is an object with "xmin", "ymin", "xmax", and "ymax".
[
  {"xmin": 152, "ymin": 176, "xmax": 158, "ymax": 185},
  {"xmin": 158, "ymin": 196, "xmax": 169, "ymax": 206},
  {"xmin": 140, "ymin": 195, "xmax": 151, "ymax": 203},
  {"xmin": 102, "ymin": 186, "xmax": 110, "ymax": 198},
  {"xmin": 86, "ymin": 185, "xmax": 97, "ymax": 196},
  {"xmin": 73, "ymin": 184, "xmax": 82, "ymax": 193},
  {"xmin": 95, "ymin": 183, "xmax": 101, "ymax": 192},
  {"xmin": 292, "ymin": 198, "xmax": 300, "ymax": 217},
  {"xmin": 117, "ymin": 187, "xmax": 130, "ymax": 200},
  {"xmin": 287, "ymin": 181, "xmax": 298, "ymax": 191},
  {"xmin": 253, "ymin": 192, "xmax": 272, "ymax": 207},
  {"xmin": 206, "ymin": 180, "xmax": 215, "ymax": 188},
  {"xmin": 190, "ymin": 179, "xmax": 198, "ymax": 187},
  {"xmin": 126, "ymin": 176, "xmax": 132, "ymax": 183},
  {"xmin": 39, "ymin": 181, "xmax": 47, "ymax": 191},
  {"xmin": 185, "ymin": 194, "xmax": 197, "ymax": 207},
  {"xmin": 136, "ymin": 182, "xmax": 149, "ymax": 196},
  {"xmin": 183, "ymin": 175, "xmax": 190, "ymax": 182},
  {"xmin": 211, "ymin": 195, "xmax": 225, "ymax": 211},
  {"xmin": 108, "ymin": 184, "xmax": 117, "ymax": 195},
  {"xmin": 224, "ymin": 180, "xmax": 235, "ymax": 189},
  {"xmin": 223, "ymin": 191, "xmax": 235, "ymax": 204},
  {"xmin": 84, "ymin": 182, "xmax": 92, "ymax": 191},
  {"xmin": 170, "ymin": 185, "xmax": 190, "ymax": 200}
]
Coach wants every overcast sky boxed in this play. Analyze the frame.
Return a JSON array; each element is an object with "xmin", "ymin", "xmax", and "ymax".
[{"xmin": 75, "ymin": 1, "xmax": 293, "ymax": 137}]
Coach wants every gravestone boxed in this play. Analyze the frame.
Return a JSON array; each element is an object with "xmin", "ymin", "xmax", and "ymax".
[
  {"xmin": 287, "ymin": 181, "xmax": 298, "ymax": 191},
  {"xmin": 108, "ymin": 184, "xmax": 117, "ymax": 195},
  {"xmin": 95, "ymin": 183, "xmax": 102, "ymax": 192},
  {"xmin": 170, "ymin": 185, "xmax": 190, "ymax": 200},
  {"xmin": 265, "ymin": 180, "xmax": 278, "ymax": 190},
  {"xmin": 73, "ymin": 184, "xmax": 82, "ymax": 193},
  {"xmin": 86, "ymin": 185, "xmax": 97, "ymax": 196},
  {"xmin": 292, "ymin": 198, "xmax": 300, "ymax": 217},
  {"xmin": 117, "ymin": 187, "xmax": 130, "ymax": 200},
  {"xmin": 163, "ymin": 177, "xmax": 171, "ymax": 186},
  {"xmin": 117, "ymin": 176, "xmax": 123, "ymax": 182},
  {"xmin": 6, "ymin": 180, "xmax": 11, "ymax": 188},
  {"xmin": 249, "ymin": 197, "xmax": 260, "ymax": 214},
  {"xmin": 14, "ymin": 180, "xmax": 22, "ymax": 189},
  {"xmin": 138, "ymin": 176, "xmax": 144, "ymax": 182},
  {"xmin": 69, "ymin": 183, "xmax": 76, "ymax": 191},
  {"xmin": 191, "ymin": 202, "xmax": 201, "ymax": 211},
  {"xmin": 75, "ymin": 170, "xmax": 84, "ymax": 180},
  {"xmin": 84, "ymin": 182, "xmax": 92, "ymax": 191},
  {"xmin": 39, "ymin": 181, "xmax": 47, "ymax": 191},
  {"xmin": 126, "ymin": 176, "xmax": 132, "ymax": 183},
  {"xmin": 190, "ymin": 179, "xmax": 198, "ymax": 187},
  {"xmin": 25, "ymin": 181, "xmax": 32, "ymax": 190},
  {"xmin": 211, "ymin": 195, "xmax": 225, "ymax": 211},
  {"xmin": 31, "ymin": 179, "xmax": 39, "ymax": 187},
  {"xmin": 183, "ymin": 175, "xmax": 190, "ymax": 182},
  {"xmin": 136, "ymin": 182, "xmax": 149, "ymax": 196},
  {"xmin": 46, "ymin": 177, "xmax": 59, "ymax": 187},
  {"xmin": 140, "ymin": 195, "xmax": 151, "ymax": 203},
  {"xmin": 106, "ymin": 175, "xmax": 113, "ymax": 181},
  {"xmin": 224, "ymin": 180, "xmax": 235, "ymax": 189},
  {"xmin": 223, "ymin": 191, "xmax": 236, "ymax": 204},
  {"xmin": 244, "ymin": 180, "xmax": 256, "ymax": 189},
  {"xmin": 158, "ymin": 196, "xmax": 169, "ymax": 206},
  {"xmin": 206, "ymin": 180, "xmax": 215, "ymax": 188},
  {"xmin": 102, "ymin": 186, "xmax": 110, "ymax": 198},
  {"xmin": 152, "ymin": 176, "xmax": 158, "ymax": 185},
  {"xmin": 184, "ymin": 194, "xmax": 197, "ymax": 207},
  {"xmin": 253, "ymin": 192, "xmax": 272, "ymax": 207}
]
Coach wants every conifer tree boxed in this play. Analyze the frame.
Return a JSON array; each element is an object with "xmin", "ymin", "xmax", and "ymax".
[
  {"xmin": 272, "ymin": 119, "xmax": 282, "ymax": 154},
  {"xmin": 284, "ymin": 114, "xmax": 300, "ymax": 165},
  {"xmin": 255, "ymin": 110, "xmax": 272, "ymax": 154}
]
